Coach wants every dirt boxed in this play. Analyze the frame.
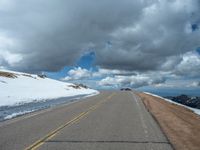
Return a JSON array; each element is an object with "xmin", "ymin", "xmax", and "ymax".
[
  {"xmin": 137, "ymin": 92, "xmax": 200, "ymax": 150},
  {"xmin": 0, "ymin": 71, "xmax": 17, "ymax": 78}
]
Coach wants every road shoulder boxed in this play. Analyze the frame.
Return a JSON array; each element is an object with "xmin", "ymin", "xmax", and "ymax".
[{"xmin": 137, "ymin": 92, "xmax": 200, "ymax": 150}]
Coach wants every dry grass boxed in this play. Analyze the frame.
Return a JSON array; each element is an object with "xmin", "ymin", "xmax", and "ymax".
[
  {"xmin": 137, "ymin": 92, "xmax": 200, "ymax": 150},
  {"xmin": 0, "ymin": 71, "xmax": 17, "ymax": 78}
]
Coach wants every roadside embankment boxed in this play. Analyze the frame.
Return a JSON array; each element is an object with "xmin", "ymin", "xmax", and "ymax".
[{"xmin": 137, "ymin": 92, "xmax": 200, "ymax": 150}]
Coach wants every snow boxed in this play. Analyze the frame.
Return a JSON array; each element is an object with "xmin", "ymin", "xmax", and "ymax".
[
  {"xmin": 4, "ymin": 110, "xmax": 35, "ymax": 120},
  {"xmin": 0, "ymin": 69, "xmax": 99, "ymax": 107},
  {"xmin": 144, "ymin": 92, "xmax": 200, "ymax": 116}
]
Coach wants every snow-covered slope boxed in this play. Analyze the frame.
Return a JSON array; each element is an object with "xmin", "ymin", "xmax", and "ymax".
[
  {"xmin": 0, "ymin": 69, "xmax": 98, "ymax": 107},
  {"xmin": 144, "ymin": 92, "xmax": 200, "ymax": 116}
]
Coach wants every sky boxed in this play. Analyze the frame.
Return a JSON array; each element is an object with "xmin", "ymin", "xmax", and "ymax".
[{"xmin": 0, "ymin": 0, "xmax": 200, "ymax": 96}]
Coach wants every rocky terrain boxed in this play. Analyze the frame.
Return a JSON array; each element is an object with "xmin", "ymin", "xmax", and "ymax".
[{"xmin": 166, "ymin": 95, "xmax": 200, "ymax": 109}]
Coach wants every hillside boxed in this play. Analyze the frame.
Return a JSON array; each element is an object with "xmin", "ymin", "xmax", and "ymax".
[
  {"xmin": 0, "ymin": 70, "xmax": 98, "ymax": 107},
  {"xmin": 166, "ymin": 95, "xmax": 200, "ymax": 109}
]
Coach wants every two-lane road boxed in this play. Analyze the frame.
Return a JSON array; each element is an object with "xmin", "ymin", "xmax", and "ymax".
[{"xmin": 0, "ymin": 91, "xmax": 173, "ymax": 150}]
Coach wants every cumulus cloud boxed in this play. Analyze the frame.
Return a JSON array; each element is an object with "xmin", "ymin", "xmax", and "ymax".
[
  {"xmin": 95, "ymin": 0, "xmax": 200, "ymax": 71},
  {"xmin": 62, "ymin": 67, "xmax": 92, "ymax": 81},
  {"xmin": 62, "ymin": 60, "xmax": 200, "ymax": 89},
  {"xmin": 189, "ymin": 81, "xmax": 200, "ymax": 87},
  {"xmin": 63, "ymin": 67, "xmax": 167, "ymax": 88},
  {"xmin": 153, "ymin": 79, "xmax": 200, "ymax": 89},
  {"xmin": 0, "ymin": 0, "xmax": 144, "ymax": 72},
  {"xmin": 98, "ymin": 74, "xmax": 166, "ymax": 88},
  {"xmin": 0, "ymin": 33, "xmax": 23, "ymax": 67},
  {"xmin": 93, "ymin": 68, "xmax": 136, "ymax": 77},
  {"xmin": 174, "ymin": 51, "xmax": 200, "ymax": 77},
  {"xmin": 1, "ymin": 0, "xmax": 200, "ymax": 90},
  {"xmin": 62, "ymin": 67, "xmax": 137, "ymax": 81},
  {"xmin": 0, "ymin": 0, "xmax": 199, "ymax": 74}
]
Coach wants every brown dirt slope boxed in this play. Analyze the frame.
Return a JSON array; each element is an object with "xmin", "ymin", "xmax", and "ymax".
[{"xmin": 138, "ymin": 92, "xmax": 200, "ymax": 150}]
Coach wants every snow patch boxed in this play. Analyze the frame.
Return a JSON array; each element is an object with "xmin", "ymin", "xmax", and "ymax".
[
  {"xmin": 4, "ymin": 110, "xmax": 35, "ymax": 120},
  {"xmin": 0, "ymin": 69, "xmax": 98, "ymax": 107}
]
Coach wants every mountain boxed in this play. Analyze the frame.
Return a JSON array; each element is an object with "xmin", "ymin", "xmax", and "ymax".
[
  {"xmin": 166, "ymin": 95, "xmax": 200, "ymax": 109},
  {"xmin": 0, "ymin": 69, "xmax": 98, "ymax": 107}
]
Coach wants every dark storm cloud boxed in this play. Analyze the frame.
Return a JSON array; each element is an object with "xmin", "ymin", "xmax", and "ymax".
[
  {"xmin": 0, "ymin": 0, "xmax": 144, "ymax": 72},
  {"xmin": 95, "ymin": 0, "xmax": 200, "ymax": 71},
  {"xmin": 0, "ymin": 0, "xmax": 200, "ymax": 75}
]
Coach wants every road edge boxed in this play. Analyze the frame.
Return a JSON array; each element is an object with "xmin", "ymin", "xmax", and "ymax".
[{"xmin": 134, "ymin": 92, "xmax": 175, "ymax": 150}]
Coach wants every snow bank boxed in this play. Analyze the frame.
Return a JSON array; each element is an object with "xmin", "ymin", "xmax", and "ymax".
[
  {"xmin": 0, "ymin": 69, "xmax": 98, "ymax": 107},
  {"xmin": 4, "ymin": 110, "xmax": 35, "ymax": 120},
  {"xmin": 144, "ymin": 92, "xmax": 200, "ymax": 116}
]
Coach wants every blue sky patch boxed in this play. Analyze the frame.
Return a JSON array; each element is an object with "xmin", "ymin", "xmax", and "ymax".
[
  {"xmin": 77, "ymin": 51, "xmax": 95, "ymax": 69},
  {"xmin": 191, "ymin": 24, "xmax": 199, "ymax": 31},
  {"xmin": 45, "ymin": 51, "xmax": 96, "ymax": 80},
  {"xmin": 196, "ymin": 47, "xmax": 200, "ymax": 55}
]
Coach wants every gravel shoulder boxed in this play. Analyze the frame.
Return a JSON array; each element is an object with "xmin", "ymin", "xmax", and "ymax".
[{"xmin": 137, "ymin": 92, "xmax": 200, "ymax": 150}]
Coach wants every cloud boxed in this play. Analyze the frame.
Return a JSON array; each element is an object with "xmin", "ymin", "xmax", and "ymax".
[
  {"xmin": 95, "ymin": 0, "xmax": 200, "ymax": 71},
  {"xmin": 62, "ymin": 67, "xmax": 151, "ymax": 88},
  {"xmin": 98, "ymin": 74, "xmax": 166, "ymax": 88},
  {"xmin": 1, "ymin": 0, "xmax": 200, "ymax": 91},
  {"xmin": 0, "ymin": 0, "xmax": 144, "ymax": 72},
  {"xmin": 62, "ymin": 67, "xmax": 137, "ymax": 81},
  {"xmin": 0, "ymin": 0, "xmax": 199, "ymax": 74},
  {"xmin": 189, "ymin": 81, "xmax": 200, "ymax": 87},
  {"xmin": 62, "ymin": 63, "xmax": 200, "ymax": 89},
  {"xmin": 62, "ymin": 67, "xmax": 92, "ymax": 81},
  {"xmin": 174, "ymin": 51, "xmax": 200, "ymax": 77},
  {"xmin": 93, "ymin": 68, "xmax": 136, "ymax": 77},
  {"xmin": 153, "ymin": 79, "xmax": 200, "ymax": 89},
  {"xmin": 0, "ymin": 33, "xmax": 23, "ymax": 67}
]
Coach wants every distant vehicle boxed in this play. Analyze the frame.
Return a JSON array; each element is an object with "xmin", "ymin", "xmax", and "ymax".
[{"xmin": 120, "ymin": 88, "xmax": 132, "ymax": 91}]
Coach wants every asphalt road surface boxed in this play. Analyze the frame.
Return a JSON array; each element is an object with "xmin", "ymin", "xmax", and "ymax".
[{"xmin": 0, "ymin": 91, "xmax": 173, "ymax": 150}]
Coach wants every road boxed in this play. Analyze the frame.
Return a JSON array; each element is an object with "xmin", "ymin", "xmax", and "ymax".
[{"xmin": 0, "ymin": 91, "xmax": 173, "ymax": 150}]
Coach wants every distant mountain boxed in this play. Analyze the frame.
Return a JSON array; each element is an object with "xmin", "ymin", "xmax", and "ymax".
[
  {"xmin": 0, "ymin": 69, "xmax": 98, "ymax": 107},
  {"xmin": 165, "ymin": 95, "xmax": 200, "ymax": 109}
]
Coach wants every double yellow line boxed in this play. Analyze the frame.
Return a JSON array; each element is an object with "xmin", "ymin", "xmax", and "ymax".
[{"xmin": 25, "ymin": 93, "xmax": 114, "ymax": 150}]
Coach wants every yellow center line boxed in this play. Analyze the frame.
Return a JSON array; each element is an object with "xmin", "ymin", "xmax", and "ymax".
[{"xmin": 24, "ymin": 93, "xmax": 115, "ymax": 150}]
